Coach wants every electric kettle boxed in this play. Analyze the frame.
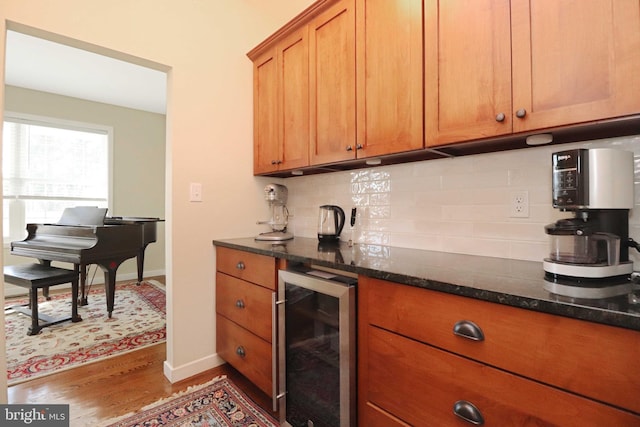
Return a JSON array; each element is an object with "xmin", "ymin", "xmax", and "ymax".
[{"xmin": 318, "ymin": 205, "xmax": 345, "ymax": 242}]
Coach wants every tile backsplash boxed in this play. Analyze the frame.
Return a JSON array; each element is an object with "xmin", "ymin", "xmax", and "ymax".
[{"xmin": 284, "ymin": 134, "xmax": 640, "ymax": 268}]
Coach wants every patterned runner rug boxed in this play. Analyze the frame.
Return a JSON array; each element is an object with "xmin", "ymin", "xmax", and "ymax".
[
  {"xmin": 4, "ymin": 279, "xmax": 166, "ymax": 385},
  {"xmin": 102, "ymin": 375, "xmax": 278, "ymax": 427}
]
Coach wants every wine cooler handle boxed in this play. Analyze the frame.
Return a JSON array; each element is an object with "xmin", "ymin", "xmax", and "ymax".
[{"xmin": 271, "ymin": 292, "xmax": 278, "ymax": 412}]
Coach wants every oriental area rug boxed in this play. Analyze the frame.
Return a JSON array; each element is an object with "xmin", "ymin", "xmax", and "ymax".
[
  {"xmin": 4, "ymin": 280, "xmax": 165, "ymax": 385},
  {"xmin": 102, "ymin": 376, "xmax": 278, "ymax": 427}
]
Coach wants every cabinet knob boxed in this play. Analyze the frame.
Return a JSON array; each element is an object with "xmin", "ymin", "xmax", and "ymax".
[
  {"xmin": 453, "ymin": 320, "xmax": 485, "ymax": 341},
  {"xmin": 453, "ymin": 400, "xmax": 484, "ymax": 425},
  {"xmin": 236, "ymin": 346, "xmax": 246, "ymax": 358},
  {"xmin": 235, "ymin": 299, "xmax": 245, "ymax": 309},
  {"xmin": 271, "ymin": 160, "xmax": 277, "ymax": 165},
  {"xmin": 236, "ymin": 261, "xmax": 245, "ymax": 270},
  {"xmin": 515, "ymin": 108, "xmax": 527, "ymax": 118},
  {"xmin": 356, "ymin": 144, "xmax": 363, "ymax": 150},
  {"xmin": 346, "ymin": 145, "xmax": 353, "ymax": 151},
  {"xmin": 495, "ymin": 112, "xmax": 506, "ymax": 122}
]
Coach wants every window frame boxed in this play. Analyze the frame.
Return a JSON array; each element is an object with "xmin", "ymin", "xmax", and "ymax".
[{"xmin": 2, "ymin": 111, "xmax": 114, "ymax": 246}]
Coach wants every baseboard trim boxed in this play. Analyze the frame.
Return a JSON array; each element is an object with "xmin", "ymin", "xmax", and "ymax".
[{"xmin": 163, "ymin": 353, "xmax": 226, "ymax": 383}]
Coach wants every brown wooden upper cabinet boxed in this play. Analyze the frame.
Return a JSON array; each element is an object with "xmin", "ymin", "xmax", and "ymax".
[
  {"xmin": 249, "ymin": 0, "xmax": 426, "ymax": 174},
  {"xmin": 252, "ymin": 27, "xmax": 310, "ymax": 174},
  {"xmin": 309, "ymin": 0, "xmax": 357, "ymax": 165},
  {"xmin": 425, "ymin": 0, "xmax": 640, "ymax": 147},
  {"xmin": 310, "ymin": 0, "xmax": 425, "ymax": 166},
  {"xmin": 355, "ymin": 0, "xmax": 424, "ymax": 159}
]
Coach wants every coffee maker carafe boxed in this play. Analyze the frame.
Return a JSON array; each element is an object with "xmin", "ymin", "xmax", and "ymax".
[
  {"xmin": 543, "ymin": 148, "xmax": 634, "ymax": 298},
  {"xmin": 318, "ymin": 205, "xmax": 345, "ymax": 242}
]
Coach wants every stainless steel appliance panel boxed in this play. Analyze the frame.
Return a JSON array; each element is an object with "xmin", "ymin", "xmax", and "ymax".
[{"xmin": 278, "ymin": 269, "xmax": 356, "ymax": 427}]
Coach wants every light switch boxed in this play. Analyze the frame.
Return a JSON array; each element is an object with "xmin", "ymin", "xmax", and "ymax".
[{"xmin": 190, "ymin": 182, "xmax": 202, "ymax": 202}]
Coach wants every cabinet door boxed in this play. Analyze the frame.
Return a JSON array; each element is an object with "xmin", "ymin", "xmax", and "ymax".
[
  {"xmin": 216, "ymin": 314, "xmax": 273, "ymax": 396},
  {"xmin": 216, "ymin": 272, "xmax": 273, "ymax": 342},
  {"xmin": 278, "ymin": 27, "xmax": 310, "ymax": 171},
  {"xmin": 216, "ymin": 246, "xmax": 277, "ymax": 290},
  {"xmin": 425, "ymin": 0, "xmax": 512, "ymax": 147},
  {"xmin": 356, "ymin": 0, "xmax": 424, "ymax": 157},
  {"xmin": 309, "ymin": 0, "xmax": 357, "ymax": 166},
  {"xmin": 363, "ymin": 326, "xmax": 640, "ymax": 427},
  {"xmin": 253, "ymin": 48, "xmax": 279, "ymax": 174},
  {"xmin": 511, "ymin": 0, "xmax": 640, "ymax": 132}
]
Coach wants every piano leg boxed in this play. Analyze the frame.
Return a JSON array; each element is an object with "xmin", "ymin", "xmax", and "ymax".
[
  {"xmin": 136, "ymin": 244, "xmax": 149, "ymax": 286},
  {"xmin": 79, "ymin": 264, "xmax": 89, "ymax": 306},
  {"xmin": 71, "ymin": 264, "xmax": 82, "ymax": 323},
  {"xmin": 98, "ymin": 260, "xmax": 127, "ymax": 318}
]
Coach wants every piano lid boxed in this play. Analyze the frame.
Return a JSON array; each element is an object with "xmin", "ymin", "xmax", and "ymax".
[{"xmin": 57, "ymin": 206, "xmax": 108, "ymax": 226}]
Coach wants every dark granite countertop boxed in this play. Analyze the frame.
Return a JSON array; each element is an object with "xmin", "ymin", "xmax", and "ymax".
[{"xmin": 213, "ymin": 236, "xmax": 640, "ymax": 332}]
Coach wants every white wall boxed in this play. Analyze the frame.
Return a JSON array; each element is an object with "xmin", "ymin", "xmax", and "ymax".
[
  {"xmin": 0, "ymin": 0, "xmax": 315, "ymax": 402},
  {"xmin": 285, "ymin": 135, "xmax": 640, "ymax": 269}
]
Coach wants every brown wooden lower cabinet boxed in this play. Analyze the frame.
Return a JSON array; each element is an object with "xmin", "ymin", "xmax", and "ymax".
[
  {"xmin": 214, "ymin": 246, "xmax": 277, "ymax": 398},
  {"xmin": 364, "ymin": 326, "xmax": 638, "ymax": 426},
  {"xmin": 216, "ymin": 314, "xmax": 272, "ymax": 395},
  {"xmin": 358, "ymin": 276, "xmax": 640, "ymax": 426}
]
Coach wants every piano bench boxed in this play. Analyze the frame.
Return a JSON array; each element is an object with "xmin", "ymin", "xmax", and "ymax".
[{"xmin": 4, "ymin": 264, "xmax": 82, "ymax": 336}]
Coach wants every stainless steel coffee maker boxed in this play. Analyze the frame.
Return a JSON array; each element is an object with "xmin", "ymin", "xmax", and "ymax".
[
  {"xmin": 543, "ymin": 148, "xmax": 634, "ymax": 298},
  {"xmin": 256, "ymin": 183, "xmax": 293, "ymax": 241}
]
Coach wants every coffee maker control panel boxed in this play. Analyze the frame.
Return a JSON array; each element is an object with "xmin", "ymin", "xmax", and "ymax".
[
  {"xmin": 552, "ymin": 149, "xmax": 588, "ymax": 209},
  {"xmin": 553, "ymin": 148, "xmax": 633, "ymax": 210}
]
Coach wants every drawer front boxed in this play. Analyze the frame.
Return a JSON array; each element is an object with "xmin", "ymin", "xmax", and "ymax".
[
  {"xmin": 216, "ymin": 314, "xmax": 272, "ymax": 395},
  {"xmin": 362, "ymin": 276, "xmax": 640, "ymax": 414},
  {"xmin": 216, "ymin": 246, "xmax": 276, "ymax": 289},
  {"xmin": 361, "ymin": 402, "xmax": 410, "ymax": 427},
  {"xmin": 364, "ymin": 326, "xmax": 640, "ymax": 427},
  {"xmin": 216, "ymin": 272, "xmax": 274, "ymax": 342}
]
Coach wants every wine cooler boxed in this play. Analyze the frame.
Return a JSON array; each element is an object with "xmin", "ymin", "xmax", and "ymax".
[{"xmin": 277, "ymin": 268, "xmax": 356, "ymax": 427}]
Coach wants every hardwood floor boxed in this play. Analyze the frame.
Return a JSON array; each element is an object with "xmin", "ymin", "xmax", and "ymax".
[
  {"xmin": 6, "ymin": 276, "xmax": 276, "ymax": 426},
  {"xmin": 8, "ymin": 343, "xmax": 275, "ymax": 426}
]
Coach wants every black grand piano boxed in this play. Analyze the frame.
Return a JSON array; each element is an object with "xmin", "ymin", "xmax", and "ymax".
[{"xmin": 10, "ymin": 206, "xmax": 162, "ymax": 318}]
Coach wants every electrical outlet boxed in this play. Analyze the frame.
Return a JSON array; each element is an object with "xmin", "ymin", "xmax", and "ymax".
[{"xmin": 509, "ymin": 190, "xmax": 529, "ymax": 218}]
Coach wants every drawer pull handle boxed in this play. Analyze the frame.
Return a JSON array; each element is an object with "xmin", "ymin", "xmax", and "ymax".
[
  {"xmin": 453, "ymin": 320, "xmax": 485, "ymax": 341},
  {"xmin": 235, "ymin": 299, "xmax": 245, "ymax": 309},
  {"xmin": 236, "ymin": 261, "xmax": 245, "ymax": 270},
  {"xmin": 236, "ymin": 346, "xmax": 246, "ymax": 358},
  {"xmin": 453, "ymin": 400, "xmax": 484, "ymax": 425}
]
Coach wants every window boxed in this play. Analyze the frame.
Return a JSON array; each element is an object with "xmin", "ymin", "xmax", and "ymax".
[{"xmin": 2, "ymin": 113, "xmax": 111, "ymax": 243}]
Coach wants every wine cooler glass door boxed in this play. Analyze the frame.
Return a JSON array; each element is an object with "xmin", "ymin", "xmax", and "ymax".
[{"xmin": 278, "ymin": 269, "xmax": 355, "ymax": 427}]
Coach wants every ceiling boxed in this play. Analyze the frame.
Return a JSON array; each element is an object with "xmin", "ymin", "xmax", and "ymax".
[{"xmin": 4, "ymin": 30, "xmax": 167, "ymax": 114}]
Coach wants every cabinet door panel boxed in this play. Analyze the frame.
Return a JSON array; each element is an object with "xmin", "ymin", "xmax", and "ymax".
[
  {"xmin": 356, "ymin": 0, "xmax": 423, "ymax": 157},
  {"xmin": 216, "ymin": 246, "xmax": 276, "ymax": 290},
  {"xmin": 365, "ymin": 326, "xmax": 640, "ymax": 427},
  {"xmin": 360, "ymin": 402, "xmax": 411, "ymax": 427},
  {"xmin": 279, "ymin": 27, "xmax": 309, "ymax": 171},
  {"xmin": 253, "ymin": 49, "xmax": 279, "ymax": 174},
  {"xmin": 511, "ymin": 0, "xmax": 640, "ymax": 132},
  {"xmin": 216, "ymin": 315, "xmax": 272, "ymax": 395},
  {"xmin": 363, "ymin": 276, "xmax": 640, "ymax": 414},
  {"xmin": 425, "ymin": 0, "xmax": 512, "ymax": 146},
  {"xmin": 216, "ymin": 272, "xmax": 273, "ymax": 342},
  {"xmin": 309, "ymin": 0, "xmax": 356, "ymax": 165}
]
